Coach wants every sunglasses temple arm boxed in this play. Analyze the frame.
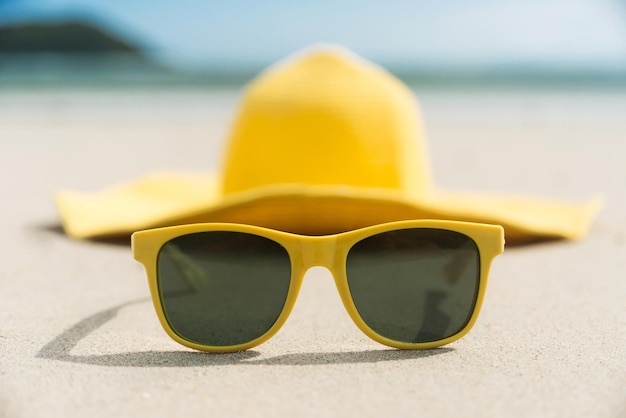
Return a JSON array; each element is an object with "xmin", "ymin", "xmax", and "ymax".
[
  {"xmin": 160, "ymin": 245, "xmax": 212, "ymax": 292},
  {"xmin": 443, "ymin": 252, "xmax": 475, "ymax": 284},
  {"xmin": 412, "ymin": 291, "xmax": 453, "ymax": 342}
]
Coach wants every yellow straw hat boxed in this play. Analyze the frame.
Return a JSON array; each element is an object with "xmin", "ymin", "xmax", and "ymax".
[{"xmin": 56, "ymin": 45, "xmax": 602, "ymax": 244}]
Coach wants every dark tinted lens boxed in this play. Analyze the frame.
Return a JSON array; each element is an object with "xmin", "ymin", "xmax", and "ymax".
[
  {"xmin": 346, "ymin": 228, "xmax": 480, "ymax": 343},
  {"xmin": 157, "ymin": 231, "xmax": 291, "ymax": 346}
]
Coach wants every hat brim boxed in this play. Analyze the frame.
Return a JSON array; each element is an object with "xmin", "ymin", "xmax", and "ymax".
[{"xmin": 56, "ymin": 171, "xmax": 602, "ymax": 245}]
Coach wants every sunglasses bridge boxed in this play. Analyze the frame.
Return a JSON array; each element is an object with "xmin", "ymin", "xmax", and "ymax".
[{"xmin": 295, "ymin": 235, "xmax": 340, "ymax": 270}]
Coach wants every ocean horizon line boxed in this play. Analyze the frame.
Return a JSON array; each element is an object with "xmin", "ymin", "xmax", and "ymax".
[{"xmin": 1, "ymin": 54, "xmax": 625, "ymax": 91}]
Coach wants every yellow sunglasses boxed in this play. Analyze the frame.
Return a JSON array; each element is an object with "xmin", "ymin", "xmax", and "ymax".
[{"xmin": 132, "ymin": 220, "xmax": 504, "ymax": 353}]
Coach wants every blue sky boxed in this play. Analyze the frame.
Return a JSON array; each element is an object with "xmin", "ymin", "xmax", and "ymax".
[{"xmin": 1, "ymin": 0, "xmax": 625, "ymax": 71}]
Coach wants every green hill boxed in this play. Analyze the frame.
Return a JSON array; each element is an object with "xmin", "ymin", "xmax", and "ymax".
[{"xmin": 0, "ymin": 21, "xmax": 143, "ymax": 54}]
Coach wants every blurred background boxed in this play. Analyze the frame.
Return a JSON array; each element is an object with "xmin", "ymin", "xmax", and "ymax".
[
  {"xmin": 1, "ymin": 0, "xmax": 625, "ymax": 199},
  {"xmin": 1, "ymin": 0, "xmax": 625, "ymax": 89}
]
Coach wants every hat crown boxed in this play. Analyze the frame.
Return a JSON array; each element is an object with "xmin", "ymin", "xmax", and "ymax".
[{"xmin": 221, "ymin": 46, "xmax": 431, "ymax": 196}]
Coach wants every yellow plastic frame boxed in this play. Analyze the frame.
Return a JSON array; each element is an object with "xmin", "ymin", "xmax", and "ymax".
[{"xmin": 132, "ymin": 220, "xmax": 504, "ymax": 353}]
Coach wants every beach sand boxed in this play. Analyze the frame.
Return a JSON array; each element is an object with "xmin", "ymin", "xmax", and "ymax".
[{"xmin": 0, "ymin": 88, "xmax": 624, "ymax": 418}]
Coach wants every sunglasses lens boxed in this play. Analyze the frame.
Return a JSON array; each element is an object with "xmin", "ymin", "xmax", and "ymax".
[
  {"xmin": 346, "ymin": 228, "xmax": 480, "ymax": 344},
  {"xmin": 156, "ymin": 231, "xmax": 291, "ymax": 347}
]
